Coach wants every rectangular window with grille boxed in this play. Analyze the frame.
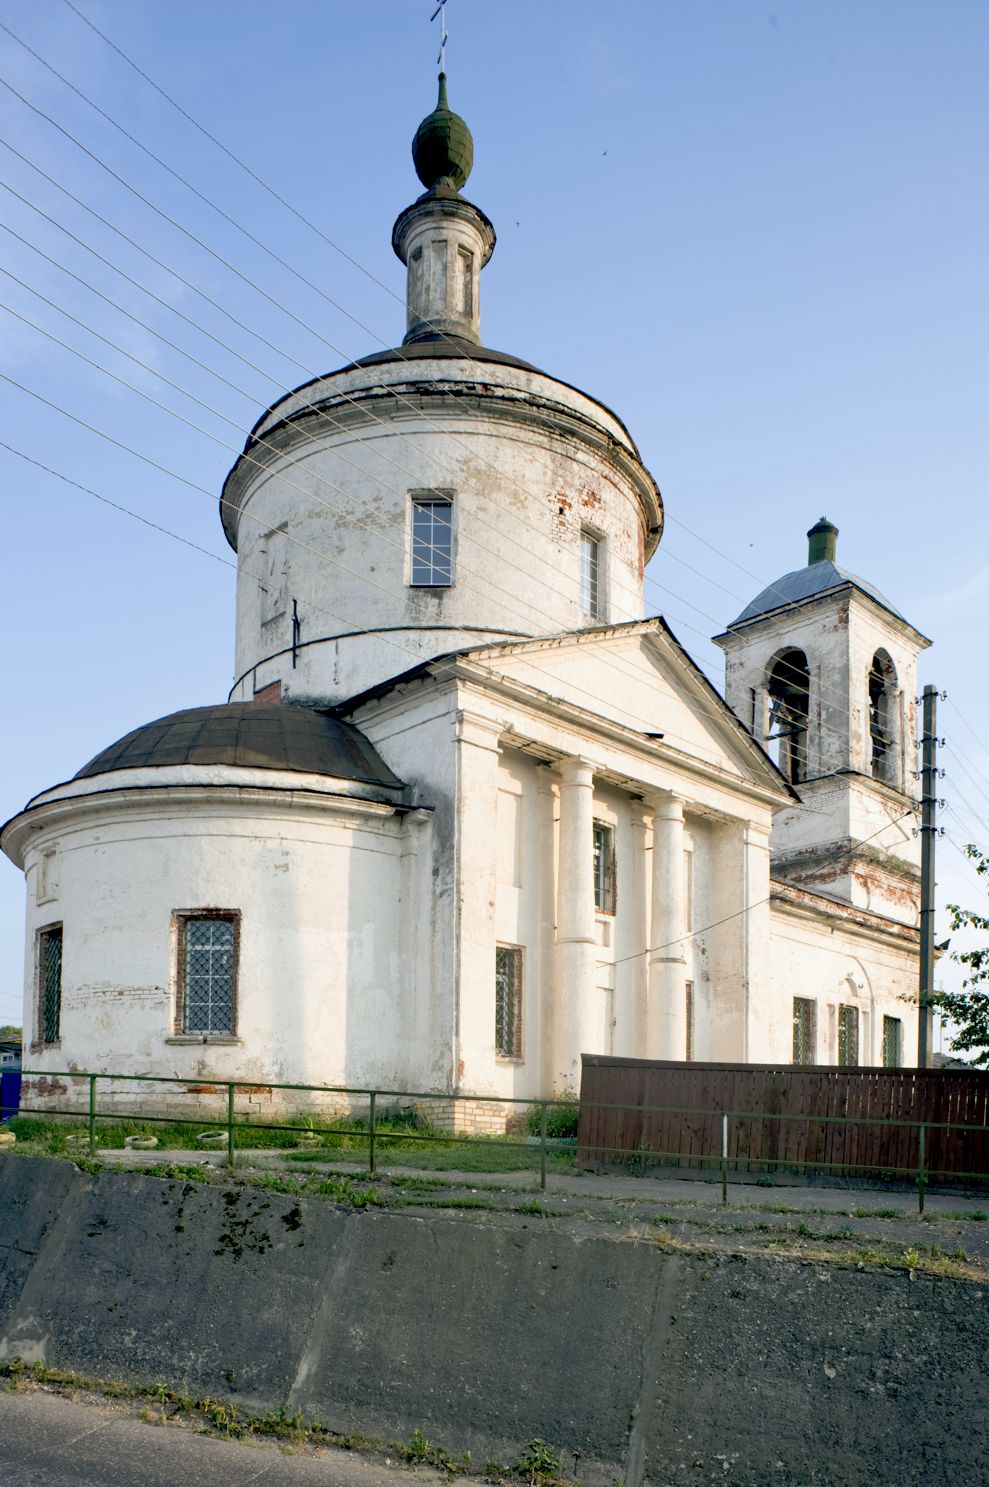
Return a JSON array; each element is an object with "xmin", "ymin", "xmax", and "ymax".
[
  {"xmin": 495, "ymin": 945, "xmax": 523, "ymax": 1060},
  {"xmin": 580, "ymin": 529, "xmax": 603, "ymax": 618},
  {"xmin": 38, "ymin": 924, "xmax": 62, "ymax": 1045},
  {"xmin": 410, "ymin": 492, "xmax": 454, "ymax": 586},
  {"xmin": 792, "ymin": 997, "xmax": 816, "ymax": 1064},
  {"xmin": 882, "ymin": 1015, "xmax": 902, "ymax": 1068},
  {"xmin": 592, "ymin": 821, "xmax": 616, "ymax": 914},
  {"xmin": 685, "ymin": 981, "xmax": 694, "ymax": 1062},
  {"xmin": 837, "ymin": 1003, "xmax": 859, "ymax": 1067},
  {"xmin": 177, "ymin": 913, "xmax": 238, "ymax": 1036}
]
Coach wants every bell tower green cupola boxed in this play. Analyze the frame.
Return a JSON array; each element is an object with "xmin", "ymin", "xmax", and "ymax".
[{"xmin": 412, "ymin": 73, "xmax": 474, "ymax": 192}]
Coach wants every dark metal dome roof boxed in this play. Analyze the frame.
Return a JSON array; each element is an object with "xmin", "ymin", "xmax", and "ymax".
[
  {"xmin": 74, "ymin": 704, "xmax": 405, "ymax": 791},
  {"xmin": 728, "ymin": 560, "xmax": 906, "ymax": 629}
]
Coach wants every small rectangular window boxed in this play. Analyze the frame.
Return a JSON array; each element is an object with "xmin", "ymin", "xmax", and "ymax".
[
  {"xmin": 580, "ymin": 529, "xmax": 603, "ymax": 618},
  {"xmin": 38, "ymin": 924, "xmax": 63, "ymax": 1045},
  {"xmin": 882, "ymin": 1015, "xmax": 902, "ymax": 1068},
  {"xmin": 410, "ymin": 493, "xmax": 454, "ymax": 586},
  {"xmin": 792, "ymin": 996, "xmax": 816, "ymax": 1064},
  {"xmin": 685, "ymin": 981, "xmax": 695, "ymax": 1062},
  {"xmin": 495, "ymin": 945, "xmax": 523, "ymax": 1060},
  {"xmin": 837, "ymin": 1004, "xmax": 859, "ymax": 1067},
  {"xmin": 177, "ymin": 913, "xmax": 238, "ymax": 1036},
  {"xmin": 592, "ymin": 821, "xmax": 616, "ymax": 914}
]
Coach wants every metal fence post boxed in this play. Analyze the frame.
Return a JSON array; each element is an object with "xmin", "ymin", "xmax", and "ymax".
[
  {"xmin": 369, "ymin": 1090, "xmax": 377, "ymax": 1175},
  {"xmin": 539, "ymin": 1102, "xmax": 548, "ymax": 1193},
  {"xmin": 226, "ymin": 1083, "xmax": 235, "ymax": 1169},
  {"xmin": 88, "ymin": 1073, "xmax": 96, "ymax": 1156},
  {"xmin": 917, "ymin": 1122, "xmax": 926, "ymax": 1215},
  {"xmin": 721, "ymin": 1113, "xmax": 729, "ymax": 1207}
]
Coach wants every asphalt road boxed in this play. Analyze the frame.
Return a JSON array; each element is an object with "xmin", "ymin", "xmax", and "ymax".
[{"xmin": 0, "ymin": 1390, "xmax": 457, "ymax": 1486}]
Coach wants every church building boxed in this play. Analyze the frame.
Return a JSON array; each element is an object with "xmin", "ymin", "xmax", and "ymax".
[{"xmin": 2, "ymin": 78, "xmax": 928, "ymax": 1123}]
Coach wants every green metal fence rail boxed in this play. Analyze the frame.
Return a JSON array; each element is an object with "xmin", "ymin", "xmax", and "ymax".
[{"xmin": 12, "ymin": 1067, "xmax": 989, "ymax": 1213}]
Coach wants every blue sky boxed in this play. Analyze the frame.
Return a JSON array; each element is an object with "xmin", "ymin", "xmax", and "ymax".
[{"xmin": 0, "ymin": 1, "xmax": 986, "ymax": 1042}]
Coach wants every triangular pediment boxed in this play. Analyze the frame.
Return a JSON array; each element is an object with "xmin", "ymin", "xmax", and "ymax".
[{"xmin": 460, "ymin": 619, "xmax": 794, "ymax": 797}]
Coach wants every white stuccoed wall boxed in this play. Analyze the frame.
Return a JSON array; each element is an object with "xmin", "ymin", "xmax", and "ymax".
[
  {"xmin": 768, "ymin": 895, "xmax": 920, "ymax": 1067},
  {"xmin": 222, "ymin": 356, "xmax": 662, "ymax": 706}
]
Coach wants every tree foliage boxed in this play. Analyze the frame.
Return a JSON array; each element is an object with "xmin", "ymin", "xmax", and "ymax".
[
  {"xmin": 930, "ymin": 845, "xmax": 989, "ymax": 1066},
  {"xmin": 0, "ymin": 1024, "xmax": 21, "ymax": 1041}
]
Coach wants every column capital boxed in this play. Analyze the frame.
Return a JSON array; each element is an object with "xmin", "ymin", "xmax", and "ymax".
[
  {"xmin": 648, "ymin": 791, "xmax": 686, "ymax": 822},
  {"xmin": 557, "ymin": 755, "xmax": 595, "ymax": 788},
  {"xmin": 453, "ymin": 710, "xmax": 503, "ymax": 751},
  {"xmin": 742, "ymin": 820, "xmax": 772, "ymax": 848}
]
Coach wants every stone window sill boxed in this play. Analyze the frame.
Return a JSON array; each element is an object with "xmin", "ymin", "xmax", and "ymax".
[{"xmin": 165, "ymin": 1035, "xmax": 243, "ymax": 1046}]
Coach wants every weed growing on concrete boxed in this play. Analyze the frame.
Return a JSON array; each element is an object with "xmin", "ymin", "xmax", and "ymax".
[
  {"xmin": 515, "ymin": 1437, "xmax": 564, "ymax": 1483},
  {"xmin": 851, "ymin": 1207, "xmax": 905, "ymax": 1220}
]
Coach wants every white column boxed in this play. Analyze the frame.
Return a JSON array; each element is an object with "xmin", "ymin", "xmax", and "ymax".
[
  {"xmin": 648, "ymin": 795, "xmax": 687, "ymax": 1060},
  {"xmin": 537, "ymin": 770, "xmax": 560, "ymax": 1096},
  {"xmin": 452, "ymin": 712, "xmax": 503, "ymax": 1090},
  {"xmin": 740, "ymin": 821, "xmax": 772, "ymax": 1061},
  {"xmin": 616, "ymin": 801, "xmax": 649, "ymax": 1057},
  {"xmin": 553, "ymin": 757, "xmax": 596, "ymax": 1091}
]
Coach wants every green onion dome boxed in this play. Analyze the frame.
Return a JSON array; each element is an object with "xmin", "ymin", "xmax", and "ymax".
[{"xmin": 412, "ymin": 73, "xmax": 474, "ymax": 192}]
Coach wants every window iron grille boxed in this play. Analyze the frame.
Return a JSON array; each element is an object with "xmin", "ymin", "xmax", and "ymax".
[
  {"xmin": 495, "ymin": 945, "xmax": 523, "ymax": 1059},
  {"xmin": 882, "ymin": 1015, "xmax": 902, "ymax": 1069},
  {"xmin": 39, "ymin": 925, "xmax": 62, "ymax": 1045},
  {"xmin": 410, "ymin": 496, "xmax": 454, "ymax": 586},
  {"xmin": 792, "ymin": 996, "xmax": 816, "ymax": 1064},
  {"xmin": 183, "ymin": 917, "xmax": 235, "ymax": 1036},
  {"xmin": 837, "ymin": 1003, "xmax": 859, "ymax": 1067}
]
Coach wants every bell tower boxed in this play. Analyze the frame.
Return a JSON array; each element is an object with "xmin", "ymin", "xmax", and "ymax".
[{"xmin": 713, "ymin": 520, "xmax": 931, "ymax": 927}]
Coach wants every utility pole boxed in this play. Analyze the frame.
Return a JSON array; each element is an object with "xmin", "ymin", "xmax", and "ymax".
[{"xmin": 917, "ymin": 685, "xmax": 939, "ymax": 1068}]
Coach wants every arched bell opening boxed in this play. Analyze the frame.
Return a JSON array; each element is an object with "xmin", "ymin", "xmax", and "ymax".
[
  {"xmin": 766, "ymin": 648, "xmax": 811, "ymax": 784},
  {"xmin": 868, "ymin": 649, "xmax": 898, "ymax": 785}
]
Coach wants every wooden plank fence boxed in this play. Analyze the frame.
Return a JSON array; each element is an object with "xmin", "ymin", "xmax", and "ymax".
[{"xmin": 577, "ymin": 1056, "xmax": 989, "ymax": 1186}]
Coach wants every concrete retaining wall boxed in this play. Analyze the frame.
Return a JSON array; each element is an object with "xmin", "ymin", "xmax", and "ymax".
[{"xmin": 0, "ymin": 1157, "xmax": 985, "ymax": 1486}]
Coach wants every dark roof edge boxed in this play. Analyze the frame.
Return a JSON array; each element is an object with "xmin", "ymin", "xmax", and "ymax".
[{"xmin": 712, "ymin": 577, "xmax": 932, "ymax": 647}]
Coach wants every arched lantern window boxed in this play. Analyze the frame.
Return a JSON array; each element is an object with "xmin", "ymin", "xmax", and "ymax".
[
  {"xmin": 868, "ymin": 651, "xmax": 897, "ymax": 782},
  {"xmin": 767, "ymin": 649, "xmax": 810, "ymax": 784}
]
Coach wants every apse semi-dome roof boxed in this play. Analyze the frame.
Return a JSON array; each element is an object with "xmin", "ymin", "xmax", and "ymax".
[{"xmin": 74, "ymin": 703, "xmax": 404, "ymax": 790}]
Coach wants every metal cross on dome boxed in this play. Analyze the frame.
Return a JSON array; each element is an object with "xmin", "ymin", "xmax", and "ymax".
[{"xmin": 431, "ymin": 0, "xmax": 448, "ymax": 71}]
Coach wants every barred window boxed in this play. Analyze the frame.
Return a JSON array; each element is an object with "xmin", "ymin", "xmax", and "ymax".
[
  {"xmin": 38, "ymin": 924, "xmax": 62, "ymax": 1045},
  {"xmin": 837, "ymin": 1004, "xmax": 859, "ymax": 1067},
  {"xmin": 410, "ymin": 493, "xmax": 454, "ymax": 586},
  {"xmin": 593, "ymin": 821, "xmax": 616, "ymax": 914},
  {"xmin": 495, "ymin": 945, "xmax": 523, "ymax": 1060},
  {"xmin": 580, "ymin": 529, "xmax": 603, "ymax": 618},
  {"xmin": 685, "ymin": 981, "xmax": 695, "ymax": 1062},
  {"xmin": 882, "ymin": 1015, "xmax": 902, "ymax": 1069},
  {"xmin": 177, "ymin": 913, "xmax": 238, "ymax": 1036},
  {"xmin": 792, "ymin": 997, "xmax": 816, "ymax": 1064}
]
